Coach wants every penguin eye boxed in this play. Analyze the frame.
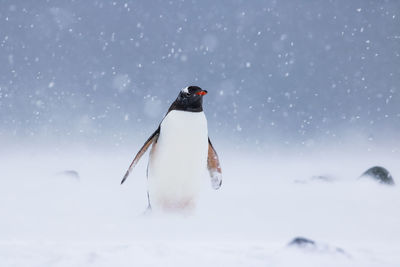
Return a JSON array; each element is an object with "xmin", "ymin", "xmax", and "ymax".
[{"xmin": 180, "ymin": 92, "xmax": 190, "ymax": 98}]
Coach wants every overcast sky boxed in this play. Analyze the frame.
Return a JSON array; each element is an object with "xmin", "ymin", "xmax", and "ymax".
[{"xmin": 0, "ymin": 0, "xmax": 399, "ymax": 149}]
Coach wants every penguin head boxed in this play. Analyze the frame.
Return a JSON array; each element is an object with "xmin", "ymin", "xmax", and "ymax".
[{"xmin": 169, "ymin": 86, "xmax": 208, "ymax": 112}]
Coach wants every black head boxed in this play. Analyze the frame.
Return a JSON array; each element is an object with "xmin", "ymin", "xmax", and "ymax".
[{"xmin": 168, "ymin": 86, "xmax": 208, "ymax": 112}]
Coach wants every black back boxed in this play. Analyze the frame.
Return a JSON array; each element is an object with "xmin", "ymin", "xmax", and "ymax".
[{"xmin": 168, "ymin": 86, "xmax": 207, "ymax": 113}]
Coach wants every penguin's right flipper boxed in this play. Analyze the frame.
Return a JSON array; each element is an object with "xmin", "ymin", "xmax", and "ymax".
[
  {"xmin": 121, "ymin": 127, "xmax": 160, "ymax": 184},
  {"xmin": 207, "ymin": 138, "xmax": 222, "ymax": 190}
]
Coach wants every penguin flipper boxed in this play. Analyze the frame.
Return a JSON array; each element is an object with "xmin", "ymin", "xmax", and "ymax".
[
  {"xmin": 121, "ymin": 127, "xmax": 160, "ymax": 184},
  {"xmin": 207, "ymin": 138, "xmax": 222, "ymax": 190}
]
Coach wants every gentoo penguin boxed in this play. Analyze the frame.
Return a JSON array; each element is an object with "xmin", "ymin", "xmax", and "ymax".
[{"xmin": 121, "ymin": 86, "xmax": 222, "ymax": 212}]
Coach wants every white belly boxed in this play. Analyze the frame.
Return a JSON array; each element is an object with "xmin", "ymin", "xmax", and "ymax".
[{"xmin": 148, "ymin": 110, "xmax": 208, "ymax": 211}]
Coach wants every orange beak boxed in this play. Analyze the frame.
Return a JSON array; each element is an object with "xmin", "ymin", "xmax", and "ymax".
[{"xmin": 196, "ymin": 90, "xmax": 208, "ymax": 96}]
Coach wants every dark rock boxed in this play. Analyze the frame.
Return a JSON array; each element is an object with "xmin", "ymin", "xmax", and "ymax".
[
  {"xmin": 288, "ymin": 237, "xmax": 350, "ymax": 257},
  {"xmin": 288, "ymin": 237, "xmax": 316, "ymax": 248},
  {"xmin": 360, "ymin": 166, "xmax": 394, "ymax": 185}
]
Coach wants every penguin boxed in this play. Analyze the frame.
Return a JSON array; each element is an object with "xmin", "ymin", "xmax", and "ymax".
[{"xmin": 121, "ymin": 86, "xmax": 222, "ymax": 212}]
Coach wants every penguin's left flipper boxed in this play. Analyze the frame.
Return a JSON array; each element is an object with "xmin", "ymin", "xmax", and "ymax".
[
  {"xmin": 207, "ymin": 138, "xmax": 222, "ymax": 190},
  {"xmin": 121, "ymin": 127, "xmax": 160, "ymax": 184}
]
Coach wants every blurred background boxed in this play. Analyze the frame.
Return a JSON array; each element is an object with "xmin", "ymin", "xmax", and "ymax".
[{"xmin": 0, "ymin": 0, "xmax": 399, "ymax": 152}]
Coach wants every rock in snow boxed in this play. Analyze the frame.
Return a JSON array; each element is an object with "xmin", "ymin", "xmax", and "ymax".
[
  {"xmin": 288, "ymin": 237, "xmax": 349, "ymax": 257},
  {"xmin": 360, "ymin": 166, "xmax": 395, "ymax": 185},
  {"xmin": 288, "ymin": 237, "xmax": 316, "ymax": 248},
  {"xmin": 57, "ymin": 170, "xmax": 80, "ymax": 181}
]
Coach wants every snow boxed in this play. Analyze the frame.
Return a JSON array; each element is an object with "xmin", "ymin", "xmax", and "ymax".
[
  {"xmin": 0, "ymin": 1, "xmax": 399, "ymax": 265},
  {"xmin": 1, "ymin": 145, "xmax": 399, "ymax": 266}
]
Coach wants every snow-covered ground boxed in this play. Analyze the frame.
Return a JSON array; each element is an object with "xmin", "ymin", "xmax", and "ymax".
[{"xmin": 1, "ymin": 144, "xmax": 399, "ymax": 267}]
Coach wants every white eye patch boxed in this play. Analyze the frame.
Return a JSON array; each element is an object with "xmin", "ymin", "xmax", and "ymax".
[{"xmin": 181, "ymin": 87, "xmax": 189, "ymax": 94}]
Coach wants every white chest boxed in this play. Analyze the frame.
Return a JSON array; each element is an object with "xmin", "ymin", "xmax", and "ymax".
[
  {"xmin": 159, "ymin": 110, "xmax": 208, "ymax": 152},
  {"xmin": 147, "ymin": 110, "xmax": 209, "ymax": 209}
]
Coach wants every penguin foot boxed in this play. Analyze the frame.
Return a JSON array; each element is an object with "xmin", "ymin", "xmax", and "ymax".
[{"xmin": 142, "ymin": 205, "xmax": 152, "ymax": 216}]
